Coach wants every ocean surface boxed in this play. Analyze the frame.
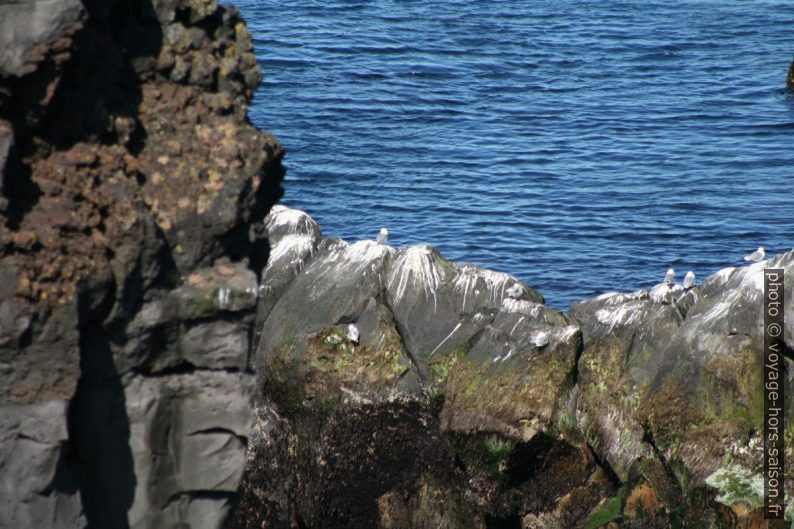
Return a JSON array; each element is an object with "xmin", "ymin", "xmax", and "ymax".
[{"xmin": 239, "ymin": 0, "xmax": 794, "ymax": 310}]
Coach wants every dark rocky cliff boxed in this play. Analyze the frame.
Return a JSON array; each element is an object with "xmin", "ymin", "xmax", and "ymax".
[{"xmin": 0, "ymin": 1, "xmax": 282, "ymax": 527}]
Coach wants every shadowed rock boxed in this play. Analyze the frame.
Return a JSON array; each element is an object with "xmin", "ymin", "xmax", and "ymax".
[{"xmin": 1, "ymin": 1, "xmax": 283, "ymax": 527}]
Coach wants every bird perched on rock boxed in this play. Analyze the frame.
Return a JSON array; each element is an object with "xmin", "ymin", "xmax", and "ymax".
[
  {"xmin": 347, "ymin": 323, "xmax": 360, "ymax": 345},
  {"xmin": 531, "ymin": 331, "xmax": 549, "ymax": 349},
  {"xmin": 376, "ymin": 227, "xmax": 388, "ymax": 244},
  {"xmin": 743, "ymin": 246, "xmax": 765, "ymax": 263},
  {"xmin": 505, "ymin": 283, "xmax": 523, "ymax": 300},
  {"xmin": 664, "ymin": 268, "xmax": 675, "ymax": 286},
  {"xmin": 683, "ymin": 271, "xmax": 695, "ymax": 290}
]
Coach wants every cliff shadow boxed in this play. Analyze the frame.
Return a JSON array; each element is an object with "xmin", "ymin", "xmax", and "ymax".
[
  {"xmin": 37, "ymin": 0, "xmax": 162, "ymax": 153},
  {"xmin": 59, "ymin": 1, "xmax": 164, "ymax": 527},
  {"xmin": 68, "ymin": 328, "xmax": 135, "ymax": 529}
]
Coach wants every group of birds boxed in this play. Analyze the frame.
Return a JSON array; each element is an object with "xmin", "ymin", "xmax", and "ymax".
[
  {"xmin": 372, "ymin": 226, "xmax": 768, "ymax": 300},
  {"xmin": 662, "ymin": 246, "xmax": 767, "ymax": 291},
  {"xmin": 664, "ymin": 268, "xmax": 695, "ymax": 290},
  {"xmin": 352, "ymin": 230, "xmax": 768, "ymax": 348}
]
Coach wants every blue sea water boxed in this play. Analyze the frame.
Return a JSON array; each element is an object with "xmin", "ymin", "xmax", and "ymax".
[{"xmin": 239, "ymin": 0, "xmax": 794, "ymax": 310}]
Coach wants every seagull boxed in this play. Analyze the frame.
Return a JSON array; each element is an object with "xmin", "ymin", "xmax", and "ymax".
[
  {"xmin": 683, "ymin": 271, "xmax": 695, "ymax": 290},
  {"xmin": 347, "ymin": 323, "xmax": 360, "ymax": 345},
  {"xmin": 531, "ymin": 331, "xmax": 549, "ymax": 349},
  {"xmin": 505, "ymin": 283, "xmax": 523, "ymax": 299},
  {"xmin": 376, "ymin": 227, "xmax": 388, "ymax": 244},
  {"xmin": 664, "ymin": 268, "xmax": 675, "ymax": 286},
  {"xmin": 743, "ymin": 246, "xmax": 765, "ymax": 263}
]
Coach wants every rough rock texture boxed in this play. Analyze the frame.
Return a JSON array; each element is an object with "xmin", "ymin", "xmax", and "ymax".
[
  {"xmin": 3, "ymin": 3, "xmax": 793, "ymax": 527},
  {"xmin": 232, "ymin": 206, "xmax": 793, "ymax": 529},
  {"xmin": 0, "ymin": 1, "xmax": 283, "ymax": 527}
]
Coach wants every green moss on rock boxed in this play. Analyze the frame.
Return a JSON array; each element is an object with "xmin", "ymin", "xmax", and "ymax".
[
  {"xmin": 450, "ymin": 433, "xmax": 514, "ymax": 478},
  {"xmin": 585, "ymin": 493, "xmax": 623, "ymax": 529},
  {"xmin": 704, "ymin": 465, "xmax": 764, "ymax": 511}
]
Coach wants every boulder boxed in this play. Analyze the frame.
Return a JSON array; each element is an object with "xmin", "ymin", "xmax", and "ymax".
[{"xmin": 568, "ymin": 288, "xmax": 682, "ymax": 481}]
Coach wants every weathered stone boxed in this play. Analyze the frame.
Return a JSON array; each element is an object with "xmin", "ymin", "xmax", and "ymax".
[
  {"xmin": 377, "ymin": 474, "xmax": 485, "ymax": 529},
  {"xmin": 117, "ymin": 263, "xmax": 258, "ymax": 373},
  {"xmin": 382, "ymin": 245, "xmax": 546, "ymax": 384},
  {"xmin": 0, "ymin": 400, "xmax": 85, "ymax": 528},
  {"xmin": 0, "ymin": 0, "xmax": 85, "ymax": 77},
  {"xmin": 0, "ymin": 0, "xmax": 282, "ymax": 526},
  {"xmin": 180, "ymin": 320, "xmax": 249, "ymax": 370},
  {"xmin": 568, "ymin": 289, "xmax": 682, "ymax": 481},
  {"xmin": 0, "ymin": 119, "xmax": 12, "ymax": 194},
  {"xmin": 257, "ymin": 238, "xmax": 393, "ymax": 365},
  {"xmin": 441, "ymin": 308, "xmax": 580, "ymax": 438},
  {"xmin": 643, "ymin": 254, "xmax": 794, "ymax": 491},
  {"xmin": 0, "ymin": 301, "xmax": 80, "ymax": 404},
  {"xmin": 241, "ymin": 206, "xmax": 794, "ymax": 528},
  {"xmin": 123, "ymin": 371, "xmax": 254, "ymax": 529},
  {"xmin": 253, "ymin": 206, "xmax": 325, "ymax": 334}
]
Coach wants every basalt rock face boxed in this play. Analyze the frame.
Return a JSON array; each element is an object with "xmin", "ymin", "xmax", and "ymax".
[
  {"xmin": 0, "ymin": 1, "xmax": 283, "ymax": 528},
  {"xmin": 233, "ymin": 206, "xmax": 793, "ymax": 529}
]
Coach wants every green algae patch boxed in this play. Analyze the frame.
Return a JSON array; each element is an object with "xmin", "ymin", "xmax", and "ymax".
[
  {"xmin": 427, "ymin": 343, "xmax": 470, "ymax": 404},
  {"xmin": 584, "ymin": 493, "xmax": 624, "ymax": 529},
  {"xmin": 575, "ymin": 335, "xmax": 659, "ymax": 480},
  {"xmin": 542, "ymin": 307, "xmax": 567, "ymax": 326},
  {"xmin": 262, "ymin": 318, "xmax": 420, "ymax": 425},
  {"xmin": 577, "ymin": 335, "xmax": 651, "ymax": 412},
  {"xmin": 313, "ymin": 326, "xmax": 410, "ymax": 384},
  {"xmin": 440, "ymin": 340, "xmax": 576, "ymax": 436},
  {"xmin": 704, "ymin": 465, "xmax": 764, "ymax": 512},
  {"xmin": 688, "ymin": 346, "xmax": 764, "ymax": 429},
  {"xmin": 667, "ymin": 458, "xmax": 692, "ymax": 497},
  {"xmin": 449, "ymin": 433, "xmax": 514, "ymax": 478},
  {"xmin": 308, "ymin": 324, "xmax": 414, "ymax": 391},
  {"xmin": 428, "ymin": 344, "xmax": 469, "ymax": 387}
]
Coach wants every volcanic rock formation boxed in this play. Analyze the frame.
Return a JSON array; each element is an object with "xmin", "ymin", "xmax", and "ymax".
[{"xmin": 0, "ymin": 1, "xmax": 283, "ymax": 527}]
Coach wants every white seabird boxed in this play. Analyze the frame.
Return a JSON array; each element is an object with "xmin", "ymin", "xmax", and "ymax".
[
  {"xmin": 743, "ymin": 246, "xmax": 765, "ymax": 263},
  {"xmin": 505, "ymin": 283, "xmax": 523, "ymax": 300},
  {"xmin": 531, "ymin": 331, "xmax": 549, "ymax": 349},
  {"xmin": 376, "ymin": 227, "xmax": 388, "ymax": 244},
  {"xmin": 664, "ymin": 268, "xmax": 675, "ymax": 286},
  {"xmin": 347, "ymin": 323, "xmax": 360, "ymax": 345},
  {"xmin": 683, "ymin": 271, "xmax": 695, "ymax": 290}
]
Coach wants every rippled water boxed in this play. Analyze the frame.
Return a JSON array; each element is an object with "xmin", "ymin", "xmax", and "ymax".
[{"xmin": 239, "ymin": 0, "xmax": 794, "ymax": 309}]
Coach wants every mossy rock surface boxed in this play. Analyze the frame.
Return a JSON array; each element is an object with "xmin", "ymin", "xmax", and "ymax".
[
  {"xmin": 440, "ymin": 310, "xmax": 580, "ymax": 438},
  {"xmin": 263, "ymin": 317, "xmax": 422, "ymax": 421}
]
